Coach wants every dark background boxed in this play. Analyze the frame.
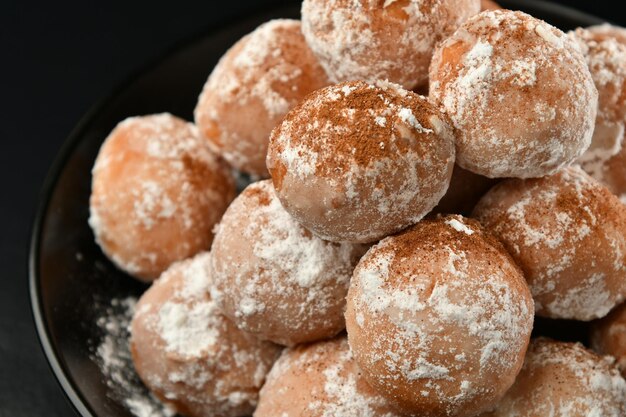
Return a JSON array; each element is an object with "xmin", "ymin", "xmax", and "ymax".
[{"xmin": 0, "ymin": 1, "xmax": 621, "ymax": 416}]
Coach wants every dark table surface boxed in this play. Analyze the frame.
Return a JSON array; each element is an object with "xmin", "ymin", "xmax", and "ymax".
[{"xmin": 0, "ymin": 1, "xmax": 622, "ymax": 416}]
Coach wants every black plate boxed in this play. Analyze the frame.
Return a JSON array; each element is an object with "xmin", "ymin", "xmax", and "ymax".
[{"xmin": 29, "ymin": 2, "xmax": 604, "ymax": 417}]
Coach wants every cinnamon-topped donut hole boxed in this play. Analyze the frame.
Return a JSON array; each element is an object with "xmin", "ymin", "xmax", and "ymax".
[
  {"xmin": 194, "ymin": 19, "xmax": 329, "ymax": 176},
  {"xmin": 89, "ymin": 113, "xmax": 235, "ymax": 282},
  {"xmin": 345, "ymin": 215, "xmax": 534, "ymax": 417},
  {"xmin": 254, "ymin": 336, "xmax": 402, "ymax": 417},
  {"xmin": 210, "ymin": 180, "xmax": 366, "ymax": 346},
  {"xmin": 591, "ymin": 302, "xmax": 626, "ymax": 378},
  {"xmin": 570, "ymin": 27, "xmax": 626, "ymax": 176},
  {"xmin": 267, "ymin": 80, "xmax": 455, "ymax": 243},
  {"xmin": 479, "ymin": 338, "xmax": 626, "ymax": 417},
  {"xmin": 473, "ymin": 166, "xmax": 626, "ymax": 321},
  {"xmin": 429, "ymin": 10, "xmax": 598, "ymax": 178},
  {"xmin": 301, "ymin": 0, "xmax": 480, "ymax": 89},
  {"xmin": 130, "ymin": 253, "xmax": 281, "ymax": 417}
]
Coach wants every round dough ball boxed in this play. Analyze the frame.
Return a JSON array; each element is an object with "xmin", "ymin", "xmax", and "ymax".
[
  {"xmin": 433, "ymin": 164, "xmax": 499, "ymax": 216},
  {"xmin": 570, "ymin": 27, "xmax": 626, "ymax": 175},
  {"xmin": 89, "ymin": 113, "xmax": 235, "ymax": 282},
  {"xmin": 254, "ymin": 336, "xmax": 401, "ymax": 417},
  {"xmin": 473, "ymin": 166, "xmax": 626, "ymax": 321},
  {"xmin": 194, "ymin": 19, "xmax": 329, "ymax": 176},
  {"xmin": 210, "ymin": 180, "xmax": 365, "ymax": 346},
  {"xmin": 267, "ymin": 80, "xmax": 455, "ymax": 243},
  {"xmin": 588, "ymin": 23, "xmax": 626, "ymax": 46},
  {"xmin": 480, "ymin": 0, "xmax": 501, "ymax": 11},
  {"xmin": 429, "ymin": 10, "xmax": 597, "ymax": 178},
  {"xmin": 591, "ymin": 302, "xmax": 626, "ymax": 378},
  {"xmin": 345, "ymin": 215, "xmax": 534, "ymax": 417},
  {"xmin": 301, "ymin": 0, "xmax": 480, "ymax": 89},
  {"xmin": 130, "ymin": 253, "xmax": 281, "ymax": 417},
  {"xmin": 480, "ymin": 338, "xmax": 626, "ymax": 417}
]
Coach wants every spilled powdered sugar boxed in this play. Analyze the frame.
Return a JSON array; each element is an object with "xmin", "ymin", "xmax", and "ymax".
[{"xmin": 91, "ymin": 296, "xmax": 174, "ymax": 417}]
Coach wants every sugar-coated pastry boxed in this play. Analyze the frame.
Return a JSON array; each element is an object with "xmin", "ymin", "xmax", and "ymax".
[
  {"xmin": 301, "ymin": 0, "xmax": 480, "ymax": 89},
  {"xmin": 480, "ymin": 0, "xmax": 501, "ymax": 11},
  {"xmin": 433, "ymin": 164, "xmax": 499, "ymax": 216},
  {"xmin": 89, "ymin": 113, "xmax": 235, "ymax": 282},
  {"xmin": 345, "ymin": 215, "xmax": 534, "ymax": 417},
  {"xmin": 254, "ymin": 336, "xmax": 401, "ymax": 417},
  {"xmin": 570, "ymin": 28, "xmax": 626, "ymax": 176},
  {"xmin": 210, "ymin": 180, "xmax": 365, "ymax": 346},
  {"xmin": 590, "ymin": 135, "xmax": 626, "ymax": 203},
  {"xmin": 430, "ymin": 10, "xmax": 597, "ymax": 178},
  {"xmin": 194, "ymin": 19, "xmax": 329, "ymax": 176},
  {"xmin": 479, "ymin": 338, "xmax": 626, "ymax": 417},
  {"xmin": 588, "ymin": 23, "xmax": 626, "ymax": 46},
  {"xmin": 474, "ymin": 166, "xmax": 626, "ymax": 321},
  {"xmin": 591, "ymin": 302, "xmax": 626, "ymax": 378},
  {"xmin": 267, "ymin": 81, "xmax": 455, "ymax": 243},
  {"xmin": 130, "ymin": 253, "xmax": 282, "ymax": 417}
]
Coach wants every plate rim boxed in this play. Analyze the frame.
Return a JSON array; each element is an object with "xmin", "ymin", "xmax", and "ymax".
[
  {"xmin": 27, "ymin": 2, "xmax": 299, "ymax": 415},
  {"xmin": 27, "ymin": 1, "xmax": 605, "ymax": 416}
]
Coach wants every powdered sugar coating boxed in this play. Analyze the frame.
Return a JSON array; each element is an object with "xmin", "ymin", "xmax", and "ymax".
[
  {"xmin": 474, "ymin": 166, "xmax": 626, "ymax": 321},
  {"xmin": 590, "ymin": 135, "xmax": 626, "ymax": 202},
  {"xmin": 210, "ymin": 180, "xmax": 365, "ymax": 346},
  {"xmin": 89, "ymin": 113, "xmax": 235, "ymax": 281},
  {"xmin": 480, "ymin": 338, "xmax": 626, "ymax": 417},
  {"xmin": 588, "ymin": 24, "xmax": 626, "ymax": 46},
  {"xmin": 429, "ymin": 10, "xmax": 598, "ymax": 178},
  {"xmin": 570, "ymin": 27, "xmax": 626, "ymax": 176},
  {"xmin": 591, "ymin": 302, "xmax": 626, "ymax": 378},
  {"xmin": 254, "ymin": 337, "xmax": 401, "ymax": 417},
  {"xmin": 301, "ymin": 0, "xmax": 480, "ymax": 89},
  {"xmin": 345, "ymin": 215, "xmax": 533, "ymax": 417},
  {"xmin": 130, "ymin": 253, "xmax": 281, "ymax": 417},
  {"xmin": 267, "ymin": 81, "xmax": 455, "ymax": 243},
  {"xmin": 194, "ymin": 19, "xmax": 329, "ymax": 176}
]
